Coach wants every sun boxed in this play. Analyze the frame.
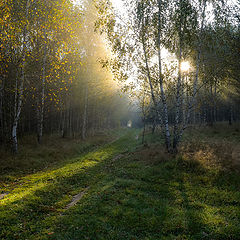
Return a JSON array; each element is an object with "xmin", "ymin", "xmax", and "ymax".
[{"xmin": 181, "ymin": 61, "xmax": 190, "ymax": 72}]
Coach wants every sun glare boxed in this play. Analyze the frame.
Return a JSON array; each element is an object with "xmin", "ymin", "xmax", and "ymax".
[{"xmin": 181, "ymin": 61, "xmax": 190, "ymax": 72}]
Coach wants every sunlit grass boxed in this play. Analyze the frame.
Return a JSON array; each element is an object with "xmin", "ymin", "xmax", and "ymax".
[
  {"xmin": 1, "ymin": 125, "xmax": 240, "ymax": 239},
  {"xmin": 50, "ymin": 151, "xmax": 240, "ymax": 239},
  {"xmin": 0, "ymin": 129, "xmax": 140, "ymax": 239}
]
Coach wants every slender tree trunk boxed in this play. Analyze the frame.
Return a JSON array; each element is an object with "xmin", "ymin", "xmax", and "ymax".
[
  {"xmin": 203, "ymin": 106, "xmax": 207, "ymax": 124},
  {"xmin": 173, "ymin": 0, "xmax": 207, "ymax": 149},
  {"xmin": 92, "ymin": 103, "xmax": 97, "ymax": 134},
  {"xmin": 181, "ymin": 75, "xmax": 186, "ymax": 124},
  {"xmin": 142, "ymin": 34, "xmax": 163, "ymax": 131},
  {"xmin": 209, "ymin": 84, "xmax": 214, "ymax": 126},
  {"xmin": 142, "ymin": 118, "xmax": 146, "ymax": 144},
  {"xmin": 172, "ymin": 0, "xmax": 186, "ymax": 153},
  {"xmin": 61, "ymin": 109, "xmax": 66, "ymax": 138},
  {"xmin": 77, "ymin": 111, "xmax": 81, "ymax": 134},
  {"xmin": 0, "ymin": 76, "xmax": 5, "ymax": 143},
  {"xmin": 213, "ymin": 80, "xmax": 217, "ymax": 122},
  {"xmin": 12, "ymin": 76, "xmax": 24, "ymax": 153},
  {"xmin": 37, "ymin": 32, "xmax": 47, "ymax": 144},
  {"xmin": 141, "ymin": 87, "xmax": 146, "ymax": 144},
  {"xmin": 229, "ymin": 104, "xmax": 233, "ymax": 125},
  {"xmin": 82, "ymin": 86, "xmax": 88, "ymax": 140},
  {"xmin": 12, "ymin": 0, "xmax": 30, "ymax": 153},
  {"xmin": 157, "ymin": 0, "xmax": 171, "ymax": 152},
  {"xmin": 173, "ymin": 37, "xmax": 183, "ymax": 152},
  {"xmin": 69, "ymin": 105, "xmax": 73, "ymax": 137},
  {"xmin": 152, "ymin": 116, "xmax": 156, "ymax": 134},
  {"xmin": 142, "ymin": 40, "xmax": 157, "ymax": 109}
]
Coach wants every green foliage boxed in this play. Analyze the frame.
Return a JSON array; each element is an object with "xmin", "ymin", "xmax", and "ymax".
[{"xmin": 95, "ymin": 0, "xmax": 240, "ymax": 152}]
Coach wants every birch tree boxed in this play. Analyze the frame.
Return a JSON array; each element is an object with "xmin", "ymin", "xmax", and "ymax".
[
  {"xmin": 95, "ymin": 0, "xmax": 218, "ymax": 152},
  {"xmin": 12, "ymin": 0, "xmax": 31, "ymax": 153}
]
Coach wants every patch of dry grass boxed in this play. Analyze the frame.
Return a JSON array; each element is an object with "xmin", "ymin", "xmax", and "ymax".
[
  {"xmin": 132, "ymin": 143, "xmax": 172, "ymax": 165},
  {"xmin": 140, "ymin": 122, "xmax": 240, "ymax": 171},
  {"xmin": 179, "ymin": 123, "xmax": 240, "ymax": 171}
]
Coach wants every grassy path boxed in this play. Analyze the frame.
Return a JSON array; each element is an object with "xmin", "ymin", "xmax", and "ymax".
[
  {"xmin": 1, "ymin": 127, "xmax": 240, "ymax": 239},
  {"xmin": 0, "ymin": 129, "xmax": 140, "ymax": 239}
]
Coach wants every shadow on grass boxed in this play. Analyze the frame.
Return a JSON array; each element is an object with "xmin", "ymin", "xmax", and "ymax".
[
  {"xmin": 49, "ymin": 153, "xmax": 240, "ymax": 240},
  {"xmin": 1, "ymin": 129, "xmax": 240, "ymax": 240},
  {"xmin": 0, "ymin": 129, "xmax": 140, "ymax": 240}
]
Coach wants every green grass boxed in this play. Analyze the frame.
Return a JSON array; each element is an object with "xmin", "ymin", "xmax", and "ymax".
[
  {"xmin": 1, "ymin": 125, "xmax": 240, "ymax": 239},
  {"xmin": 0, "ymin": 129, "xmax": 124, "ymax": 183}
]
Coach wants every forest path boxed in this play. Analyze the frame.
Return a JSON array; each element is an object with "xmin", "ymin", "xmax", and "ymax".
[
  {"xmin": 0, "ymin": 128, "xmax": 140, "ymax": 239},
  {"xmin": 1, "ymin": 127, "xmax": 240, "ymax": 240}
]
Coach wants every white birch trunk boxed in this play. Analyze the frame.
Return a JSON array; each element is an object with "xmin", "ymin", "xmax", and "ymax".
[
  {"xmin": 38, "ymin": 32, "xmax": 47, "ymax": 144},
  {"xmin": 173, "ymin": 42, "xmax": 183, "ymax": 151},
  {"xmin": 174, "ymin": 0, "xmax": 207, "ymax": 147},
  {"xmin": 157, "ymin": 0, "xmax": 171, "ymax": 151},
  {"xmin": 12, "ymin": 0, "xmax": 30, "ymax": 153}
]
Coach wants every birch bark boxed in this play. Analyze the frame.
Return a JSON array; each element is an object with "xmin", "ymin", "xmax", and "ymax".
[
  {"xmin": 157, "ymin": 0, "xmax": 171, "ymax": 152},
  {"xmin": 173, "ymin": 31, "xmax": 183, "ymax": 151},
  {"xmin": 37, "ymin": 31, "xmax": 47, "ymax": 143},
  {"xmin": 12, "ymin": 0, "xmax": 30, "ymax": 153},
  {"xmin": 173, "ymin": 0, "xmax": 207, "ymax": 148}
]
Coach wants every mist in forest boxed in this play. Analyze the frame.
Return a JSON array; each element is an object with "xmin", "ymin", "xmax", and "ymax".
[
  {"xmin": 1, "ymin": 1, "xmax": 240, "ymax": 238},
  {"xmin": 0, "ymin": 0, "xmax": 140, "ymax": 153}
]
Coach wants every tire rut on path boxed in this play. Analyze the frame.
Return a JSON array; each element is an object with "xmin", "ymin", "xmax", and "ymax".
[{"xmin": 65, "ymin": 187, "xmax": 89, "ymax": 209}]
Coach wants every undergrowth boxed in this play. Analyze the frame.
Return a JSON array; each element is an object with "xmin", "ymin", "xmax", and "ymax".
[{"xmin": 0, "ymin": 129, "xmax": 123, "ymax": 181}]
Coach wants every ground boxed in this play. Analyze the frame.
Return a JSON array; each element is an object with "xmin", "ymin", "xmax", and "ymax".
[{"xmin": 0, "ymin": 125, "xmax": 240, "ymax": 240}]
